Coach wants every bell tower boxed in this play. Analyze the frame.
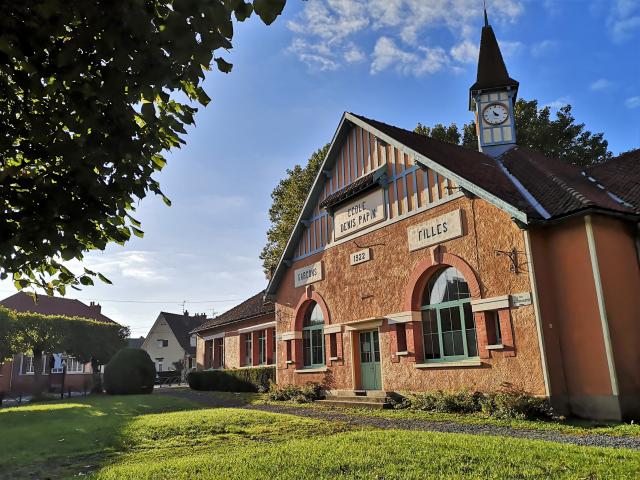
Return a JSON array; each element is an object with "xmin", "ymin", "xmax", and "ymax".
[{"xmin": 469, "ymin": 8, "xmax": 519, "ymax": 158}]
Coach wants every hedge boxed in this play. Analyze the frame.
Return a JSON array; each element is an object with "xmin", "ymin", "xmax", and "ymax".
[{"xmin": 187, "ymin": 366, "xmax": 275, "ymax": 392}]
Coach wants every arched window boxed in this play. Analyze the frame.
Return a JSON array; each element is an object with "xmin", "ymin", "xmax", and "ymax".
[
  {"xmin": 302, "ymin": 302, "xmax": 325, "ymax": 368},
  {"xmin": 421, "ymin": 267, "xmax": 478, "ymax": 361}
]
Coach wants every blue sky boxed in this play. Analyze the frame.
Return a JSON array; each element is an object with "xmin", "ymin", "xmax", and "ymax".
[{"xmin": 2, "ymin": 0, "xmax": 639, "ymax": 337}]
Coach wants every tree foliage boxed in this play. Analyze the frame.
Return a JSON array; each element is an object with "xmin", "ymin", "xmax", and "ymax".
[
  {"xmin": 260, "ymin": 144, "xmax": 329, "ymax": 276},
  {"xmin": 414, "ymin": 99, "xmax": 612, "ymax": 167},
  {"xmin": 0, "ymin": 305, "xmax": 128, "ymax": 392},
  {"xmin": 0, "ymin": 0, "xmax": 286, "ymax": 295}
]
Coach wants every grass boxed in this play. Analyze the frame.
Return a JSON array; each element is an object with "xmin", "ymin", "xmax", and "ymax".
[
  {"xmin": 2, "ymin": 394, "xmax": 640, "ymax": 479},
  {"xmin": 0, "ymin": 394, "xmax": 196, "ymax": 478}
]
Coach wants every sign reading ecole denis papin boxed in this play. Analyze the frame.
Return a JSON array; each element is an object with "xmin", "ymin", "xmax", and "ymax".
[
  {"xmin": 333, "ymin": 189, "xmax": 386, "ymax": 240},
  {"xmin": 407, "ymin": 209, "xmax": 464, "ymax": 251},
  {"xmin": 294, "ymin": 261, "xmax": 323, "ymax": 288}
]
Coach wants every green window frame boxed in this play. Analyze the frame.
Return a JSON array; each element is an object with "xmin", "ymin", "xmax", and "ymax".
[
  {"xmin": 421, "ymin": 266, "xmax": 478, "ymax": 362},
  {"xmin": 302, "ymin": 302, "xmax": 325, "ymax": 368}
]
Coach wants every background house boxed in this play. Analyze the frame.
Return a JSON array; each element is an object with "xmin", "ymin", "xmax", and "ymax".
[
  {"xmin": 142, "ymin": 311, "xmax": 207, "ymax": 373},
  {"xmin": 127, "ymin": 337, "xmax": 145, "ymax": 349},
  {"xmin": 192, "ymin": 292, "xmax": 275, "ymax": 370},
  {"xmin": 0, "ymin": 291, "xmax": 122, "ymax": 395}
]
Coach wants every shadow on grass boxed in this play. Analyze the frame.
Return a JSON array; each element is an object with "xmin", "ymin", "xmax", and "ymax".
[{"xmin": 0, "ymin": 393, "xmax": 204, "ymax": 480}]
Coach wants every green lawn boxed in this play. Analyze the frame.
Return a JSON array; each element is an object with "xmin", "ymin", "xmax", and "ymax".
[{"xmin": 1, "ymin": 394, "xmax": 639, "ymax": 479}]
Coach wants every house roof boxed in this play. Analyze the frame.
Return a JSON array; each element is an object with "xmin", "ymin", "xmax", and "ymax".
[
  {"xmin": 127, "ymin": 336, "xmax": 145, "ymax": 349},
  {"xmin": 264, "ymin": 112, "xmax": 640, "ymax": 298},
  {"xmin": 159, "ymin": 312, "xmax": 208, "ymax": 355},
  {"xmin": 0, "ymin": 291, "xmax": 120, "ymax": 324},
  {"xmin": 501, "ymin": 147, "xmax": 638, "ymax": 220},
  {"xmin": 191, "ymin": 291, "xmax": 274, "ymax": 334},
  {"xmin": 469, "ymin": 14, "xmax": 519, "ymax": 98},
  {"xmin": 586, "ymin": 149, "xmax": 640, "ymax": 209}
]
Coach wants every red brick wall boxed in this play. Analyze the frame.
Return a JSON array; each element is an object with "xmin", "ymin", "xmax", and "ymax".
[{"xmin": 275, "ymin": 196, "xmax": 546, "ymax": 395}]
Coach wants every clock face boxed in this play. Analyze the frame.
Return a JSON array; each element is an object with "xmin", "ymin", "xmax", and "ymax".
[{"xmin": 482, "ymin": 102, "xmax": 509, "ymax": 125}]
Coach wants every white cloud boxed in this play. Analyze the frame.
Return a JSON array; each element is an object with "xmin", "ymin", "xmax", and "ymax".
[
  {"xmin": 530, "ymin": 40, "xmax": 557, "ymax": 57},
  {"xmin": 544, "ymin": 96, "xmax": 571, "ymax": 110},
  {"xmin": 450, "ymin": 40, "xmax": 478, "ymax": 64},
  {"xmin": 605, "ymin": 0, "xmax": 640, "ymax": 43},
  {"xmin": 76, "ymin": 250, "xmax": 170, "ymax": 283},
  {"xmin": 498, "ymin": 40, "xmax": 523, "ymax": 58},
  {"xmin": 371, "ymin": 37, "xmax": 449, "ymax": 76},
  {"xmin": 625, "ymin": 96, "xmax": 640, "ymax": 109},
  {"xmin": 287, "ymin": 0, "xmax": 525, "ymax": 74},
  {"xmin": 589, "ymin": 78, "xmax": 614, "ymax": 91}
]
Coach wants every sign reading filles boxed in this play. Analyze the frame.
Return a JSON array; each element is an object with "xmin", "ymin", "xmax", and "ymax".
[
  {"xmin": 294, "ymin": 261, "xmax": 323, "ymax": 288},
  {"xmin": 407, "ymin": 209, "xmax": 463, "ymax": 251},
  {"xmin": 334, "ymin": 189, "xmax": 386, "ymax": 240}
]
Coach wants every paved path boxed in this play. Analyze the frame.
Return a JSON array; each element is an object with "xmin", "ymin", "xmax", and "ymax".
[{"xmin": 156, "ymin": 389, "xmax": 640, "ymax": 450}]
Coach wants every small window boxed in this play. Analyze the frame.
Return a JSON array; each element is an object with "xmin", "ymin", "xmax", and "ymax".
[
  {"xmin": 157, "ymin": 339, "xmax": 168, "ymax": 348},
  {"xmin": 286, "ymin": 340, "xmax": 292, "ymax": 362},
  {"xmin": 485, "ymin": 311, "xmax": 503, "ymax": 345},
  {"xmin": 396, "ymin": 324, "xmax": 407, "ymax": 352},
  {"xmin": 214, "ymin": 337, "xmax": 225, "ymax": 369},
  {"xmin": 329, "ymin": 333, "xmax": 338, "ymax": 358},
  {"xmin": 67, "ymin": 357, "xmax": 85, "ymax": 374},
  {"xmin": 258, "ymin": 330, "xmax": 267, "ymax": 365},
  {"xmin": 302, "ymin": 302, "xmax": 325, "ymax": 368},
  {"xmin": 244, "ymin": 333, "xmax": 253, "ymax": 366}
]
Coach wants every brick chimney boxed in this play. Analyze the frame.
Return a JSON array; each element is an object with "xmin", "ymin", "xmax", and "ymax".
[{"xmin": 89, "ymin": 301, "xmax": 101, "ymax": 314}]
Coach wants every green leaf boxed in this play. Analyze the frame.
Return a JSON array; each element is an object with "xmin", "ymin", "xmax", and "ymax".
[
  {"xmin": 253, "ymin": 0, "xmax": 286, "ymax": 25},
  {"xmin": 79, "ymin": 276, "xmax": 94, "ymax": 286},
  {"xmin": 98, "ymin": 273, "xmax": 113, "ymax": 285},
  {"xmin": 215, "ymin": 57, "xmax": 233, "ymax": 73},
  {"xmin": 131, "ymin": 226, "xmax": 145, "ymax": 238}
]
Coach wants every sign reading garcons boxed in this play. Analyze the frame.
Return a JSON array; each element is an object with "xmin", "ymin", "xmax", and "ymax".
[
  {"xmin": 334, "ymin": 189, "xmax": 386, "ymax": 240},
  {"xmin": 294, "ymin": 261, "xmax": 323, "ymax": 288},
  {"xmin": 407, "ymin": 209, "xmax": 463, "ymax": 251}
]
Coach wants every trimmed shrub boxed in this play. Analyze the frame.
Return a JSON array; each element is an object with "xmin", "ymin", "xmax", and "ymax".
[
  {"xmin": 267, "ymin": 381, "xmax": 322, "ymax": 403},
  {"xmin": 401, "ymin": 390, "xmax": 553, "ymax": 421},
  {"xmin": 187, "ymin": 366, "xmax": 275, "ymax": 393},
  {"xmin": 104, "ymin": 348, "xmax": 155, "ymax": 395}
]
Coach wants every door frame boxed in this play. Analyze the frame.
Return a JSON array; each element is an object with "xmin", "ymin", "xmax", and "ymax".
[
  {"xmin": 358, "ymin": 329, "xmax": 382, "ymax": 390},
  {"xmin": 347, "ymin": 320, "xmax": 385, "ymax": 391}
]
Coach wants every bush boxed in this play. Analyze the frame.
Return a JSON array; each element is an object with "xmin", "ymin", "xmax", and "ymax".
[
  {"xmin": 405, "ymin": 390, "xmax": 482, "ymax": 414},
  {"xmin": 104, "ymin": 348, "xmax": 155, "ymax": 395},
  {"xmin": 480, "ymin": 391, "xmax": 553, "ymax": 420},
  {"xmin": 187, "ymin": 366, "xmax": 275, "ymax": 393},
  {"xmin": 402, "ymin": 389, "xmax": 553, "ymax": 421},
  {"xmin": 267, "ymin": 381, "xmax": 322, "ymax": 403}
]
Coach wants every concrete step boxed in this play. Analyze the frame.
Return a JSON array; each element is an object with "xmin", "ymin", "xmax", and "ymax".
[
  {"xmin": 317, "ymin": 399, "xmax": 391, "ymax": 410},
  {"xmin": 323, "ymin": 394, "xmax": 389, "ymax": 403}
]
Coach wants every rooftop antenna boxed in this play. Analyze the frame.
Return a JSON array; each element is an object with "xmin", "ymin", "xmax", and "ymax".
[{"xmin": 484, "ymin": 0, "xmax": 489, "ymax": 27}]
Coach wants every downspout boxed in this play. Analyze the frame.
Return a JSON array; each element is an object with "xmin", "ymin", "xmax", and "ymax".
[
  {"xmin": 584, "ymin": 215, "xmax": 619, "ymax": 396},
  {"xmin": 523, "ymin": 229, "xmax": 551, "ymax": 397}
]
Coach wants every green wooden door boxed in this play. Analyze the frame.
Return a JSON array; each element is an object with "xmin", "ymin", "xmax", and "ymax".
[{"xmin": 359, "ymin": 330, "xmax": 382, "ymax": 390}]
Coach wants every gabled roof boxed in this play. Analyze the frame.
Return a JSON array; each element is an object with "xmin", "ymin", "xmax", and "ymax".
[
  {"xmin": 192, "ymin": 291, "xmax": 274, "ymax": 333},
  {"xmin": 469, "ymin": 14, "xmax": 519, "ymax": 102},
  {"xmin": 0, "ymin": 291, "xmax": 119, "ymax": 324},
  {"xmin": 159, "ymin": 312, "xmax": 208, "ymax": 355},
  {"xmin": 264, "ymin": 112, "xmax": 640, "ymax": 298}
]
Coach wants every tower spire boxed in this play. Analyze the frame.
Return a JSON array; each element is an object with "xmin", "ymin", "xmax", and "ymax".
[{"xmin": 484, "ymin": 0, "xmax": 489, "ymax": 27}]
